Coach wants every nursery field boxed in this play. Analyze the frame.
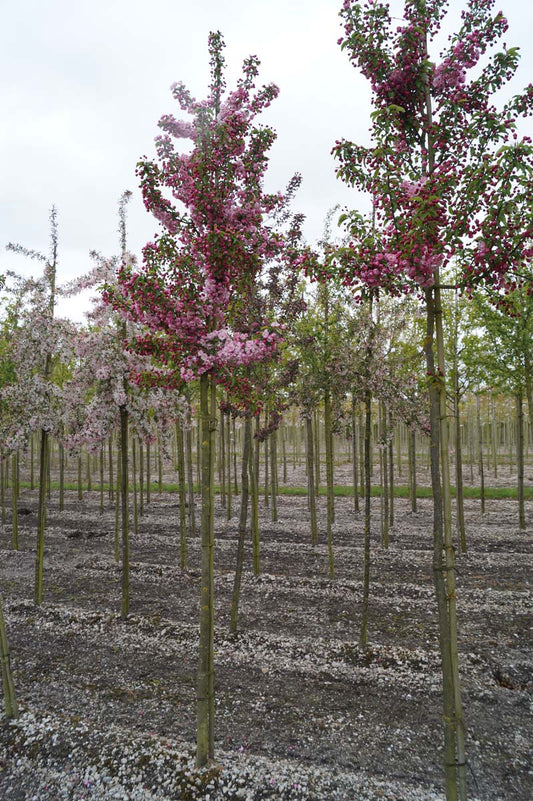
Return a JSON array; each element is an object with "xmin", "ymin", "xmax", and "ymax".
[{"xmin": 0, "ymin": 465, "xmax": 531, "ymax": 801}]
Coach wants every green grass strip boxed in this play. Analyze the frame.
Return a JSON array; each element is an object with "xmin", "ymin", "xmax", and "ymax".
[{"xmin": 16, "ymin": 480, "xmax": 533, "ymax": 501}]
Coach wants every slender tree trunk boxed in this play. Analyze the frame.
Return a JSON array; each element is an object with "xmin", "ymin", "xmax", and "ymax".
[
  {"xmin": 359, "ymin": 409, "xmax": 365, "ymax": 498},
  {"xmin": 380, "ymin": 401, "xmax": 389, "ymax": 549},
  {"xmin": 185, "ymin": 403, "xmax": 197, "ymax": 538},
  {"xmin": 35, "ymin": 429, "xmax": 49, "ymax": 605},
  {"xmin": 476, "ymin": 396, "xmax": 485, "ymax": 516},
  {"xmin": 146, "ymin": 440, "xmax": 151, "ymax": 506},
  {"xmin": 324, "ymin": 387, "xmax": 335, "ymax": 579},
  {"xmin": 251, "ymin": 416, "xmax": 260, "ymax": 574},
  {"xmin": 59, "ymin": 443, "xmax": 65, "ymax": 512},
  {"xmin": 232, "ymin": 418, "xmax": 238, "ymax": 494},
  {"xmin": 86, "ymin": 449, "xmax": 92, "ymax": 492},
  {"xmin": 108, "ymin": 437, "xmax": 114, "ymax": 502},
  {"xmin": 30, "ymin": 435, "xmax": 34, "ymax": 491},
  {"xmin": 314, "ymin": 409, "xmax": 321, "ymax": 495},
  {"xmin": 99, "ymin": 444, "xmax": 104, "ymax": 514},
  {"xmin": 270, "ymin": 427, "xmax": 278, "ymax": 523},
  {"xmin": 46, "ymin": 443, "xmax": 51, "ymax": 501},
  {"xmin": 264, "ymin": 430, "xmax": 269, "ymax": 508},
  {"xmin": 230, "ymin": 417, "xmax": 252, "ymax": 634},
  {"xmin": 11, "ymin": 455, "xmax": 18, "ymax": 551},
  {"xmin": 225, "ymin": 412, "xmax": 232, "ymax": 521},
  {"xmin": 409, "ymin": 427, "xmax": 418, "ymax": 513},
  {"xmin": 139, "ymin": 440, "xmax": 144, "ymax": 517},
  {"xmin": 360, "ymin": 388, "xmax": 372, "ymax": 648},
  {"xmin": 196, "ymin": 373, "xmax": 216, "ymax": 767},
  {"xmin": 77, "ymin": 454, "xmax": 83, "ymax": 501},
  {"xmin": 388, "ymin": 411, "xmax": 394, "ymax": 530},
  {"xmin": 1, "ymin": 456, "xmax": 5, "ymax": 527},
  {"xmin": 176, "ymin": 420, "xmax": 188, "ymax": 569},
  {"xmin": 351, "ymin": 400, "xmax": 360, "ymax": 514},
  {"xmin": 516, "ymin": 391, "xmax": 526, "ymax": 530},
  {"xmin": 306, "ymin": 415, "xmax": 319, "ymax": 546},
  {"xmin": 220, "ymin": 408, "xmax": 226, "ymax": 510},
  {"xmin": 425, "ymin": 285, "xmax": 466, "ymax": 801},
  {"xmin": 490, "ymin": 396, "xmax": 498, "ymax": 478},
  {"xmin": 0, "ymin": 593, "xmax": 18, "ymax": 719},
  {"xmin": 454, "ymin": 375, "xmax": 466, "ymax": 553},
  {"xmin": 120, "ymin": 406, "xmax": 130, "ymax": 619},
  {"xmin": 157, "ymin": 436, "xmax": 163, "ymax": 495},
  {"xmin": 114, "ymin": 445, "xmax": 121, "ymax": 564},
  {"xmin": 281, "ymin": 421, "xmax": 287, "ymax": 484},
  {"xmin": 132, "ymin": 436, "xmax": 139, "ymax": 537}
]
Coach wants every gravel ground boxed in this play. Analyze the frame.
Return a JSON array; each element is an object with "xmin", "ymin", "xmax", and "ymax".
[{"xmin": 0, "ymin": 464, "xmax": 531, "ymax": 800}]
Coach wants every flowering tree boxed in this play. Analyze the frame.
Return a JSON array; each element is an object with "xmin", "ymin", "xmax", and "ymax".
[
  {"xmin": 106, "ymin": 32, "xmax": 305, "ymax": 767},
  {"xmin": 5, "ymin": 209, "xmax": 77, "ymax": 604},
  {"xmin": 329, "ymin": 2, "xmax": 533, "ymax": 799}
]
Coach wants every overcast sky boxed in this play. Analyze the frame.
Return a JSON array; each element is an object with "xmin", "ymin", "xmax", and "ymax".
[{"xmin": 2, "ymin": 0, "xmax": 532, "ymax": 320}]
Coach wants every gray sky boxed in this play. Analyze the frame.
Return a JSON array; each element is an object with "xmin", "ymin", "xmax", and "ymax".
[{"xmin": 2, "ymin": 0, "xmax": 532, "ymax": 320}]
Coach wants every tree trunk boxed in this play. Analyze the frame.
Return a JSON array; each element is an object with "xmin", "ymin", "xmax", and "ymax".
[
  {"xmin": 30, "ymin": 435, "xmax": 35, "ymax": 491},
  {"xmin": 108, "ymin": 437, "xmax": 114, "ymax": 502},
  {"xmin": 324, "ymin": 387, "xmax": 335, "ymax": 579},
  {"xmin": 379, "ymin": 401, "xmax": 389, "ymax": 549},
  {"xmin": 410, "ymin": 427, "xmax": 418, "ymax": 513},
  {"xmin": 454, "ymin": 367, "xmax": 466, "ymax": 553},
  {"xmin": 146, "ymin": 440, "xmax": 151, "ymax": 506},
  {"xmin": 77, "ymin": 454, "xmax": 83, "ymax": 501},
  {"xmin": 425, "ymin": 285, "xmax": 466, "ymax": 801},
  {"xmin": 11, "ymin": 454, "xmax": 18, "ymax": 551},
  {"xmin": 306, "ymin": 415, "xmax": 319, "ymax": 546},
  {"xmin": 270, "ymin": 427, "xmax": 278, "ymax": 523},
  {"xmin": 230, "ymin": 417, "xmax": 252, "ymax": 634},
  {"xmin": 225, "ymin": 412, "xmax": 232, "ymax": 520},
  {"xmin": 351, "ymin": 400, "xmax": 360, "ymax": 514},
  {"xmin": 196, "ymin": 373, "xmax": 216, "ymax": 767},
  {"xmin": 120, "ymin": 405, "xmax": 130, "ymax": 620},
  {"xmin": 0, "ymin": 593, "xmax": 18, "ymax": 719},
  {"xmin": 388, "ymin": 411, "xmax": 394, "ymax": 530},
  {"xmin": 251, "ymin": 416, "xmax": 260, "ymax": 574},
  {"xmin": 360, "ymin": 388, "xmax": 372, "ymax": 648},
  {"xmin": 516, "ymin": 391, "xmax": 526, "ymax": 530},
  {"xmin": 139, "ymin": 439, "xmax": 144, "ymax": 517},
  {"xmin": 185, "ymin": 405, "xmax": 197, "ymax": 538},
  {"xmin": 220, "ymin": 408, "xmax": 226, "ymax": 510},
  {"xmin": 132, "ymin": 436, "xmax": 139, "ymax": 537},
  {"xmin": 476, "ymin": 395, "xmax": 485, "ymax": 516},
  {"xmin": 176, "ymin": 420, "xmax": 188, "ymax": 569},
  {"xmin": 34, "ymin": 429, "xmax": 49, "ymax": 605},
  {"xmin": 99, "ymin": 444, "xmax": 104, "ymax": 514},
  {"xmin": 59, "ymin": 443, "xmax": 65, "ymax": 512},
  {"xmin": 1, "ymin": 456, "xmax": 5, "ymax": 527}
]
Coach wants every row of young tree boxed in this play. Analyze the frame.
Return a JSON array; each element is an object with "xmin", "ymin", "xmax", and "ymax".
[{"xmin": 1, "ymin": 2, "xmax": 532, "ymax": 799}]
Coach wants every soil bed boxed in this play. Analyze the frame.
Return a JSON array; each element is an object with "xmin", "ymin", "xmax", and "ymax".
[{"xmin": 0, "ymin": 480, "xmax": 531, "ymax": 800}]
